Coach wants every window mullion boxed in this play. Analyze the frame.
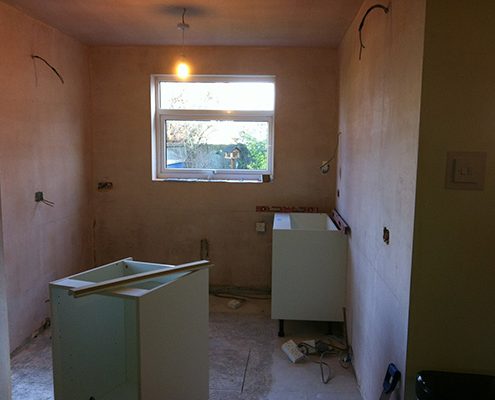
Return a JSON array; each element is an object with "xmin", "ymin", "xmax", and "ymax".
[{"xmin": 158, "ymin": 110, "xmax": 272, "ymax": 120}]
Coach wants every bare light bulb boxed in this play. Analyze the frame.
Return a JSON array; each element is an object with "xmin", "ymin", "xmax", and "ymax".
[{"xmin": 176, "ymin": 60, "xmax": 190, "ymax": 79}]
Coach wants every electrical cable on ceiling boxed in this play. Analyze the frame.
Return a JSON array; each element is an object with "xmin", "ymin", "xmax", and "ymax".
[
  {"xmin": 31, "ymin": 55, "xmax": 64, "ymax": 84},
  {"xmin": 358, "ymin": 4, "xmax": 390, "ymax": 60}
]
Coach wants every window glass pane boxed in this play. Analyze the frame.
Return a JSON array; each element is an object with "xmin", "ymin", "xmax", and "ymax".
[
  {"xmin": 160, "ymin": 82, "xmax": 274, "ymax": 111},
  {"xmin": 165, "ymin": 120, "xmax": 269, "ymax": 171}
]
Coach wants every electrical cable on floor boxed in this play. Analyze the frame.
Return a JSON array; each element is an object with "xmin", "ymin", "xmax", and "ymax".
[
  {"xmin": 209, "ymin": 286, "xmax": 271, "ymax": 300},
  {"xmin": 213, "ymin": 293, "xmax": 249, "ymax": 301},
  {"xmin": 296, "ymin": 340, "xmax": 338, "ymax": 384},
  {"xmin": 317, "ymin": 351, "xmax": 333, "ymax": 384},
  {"xmin": 297, "ymin": 342, "xmax": 316, "ymax": 355}
]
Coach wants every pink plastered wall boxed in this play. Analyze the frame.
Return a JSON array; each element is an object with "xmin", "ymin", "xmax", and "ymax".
[
  {"xmin": 89, "ymin": 46, "xmax": 339, "ymax": 288},
  {"xmin": 337, "ymin": 0, "xmax": 426, "ymax": 398},
  {"xmin": 0, "ymin": 2, "xmax": 94, "ymax": 351}
]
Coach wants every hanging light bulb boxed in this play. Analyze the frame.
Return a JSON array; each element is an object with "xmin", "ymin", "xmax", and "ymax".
[
  {"xmin": 176, "ymin": 8, "xmax": 191, "ymax": 79},
  {"xmin": 176, "ymin": 57, "xmax": 190, "ymax": 79}
]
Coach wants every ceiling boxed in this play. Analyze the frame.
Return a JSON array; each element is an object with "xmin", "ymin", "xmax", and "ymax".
[{"xmin": 3, "ymin": 0, "xmax": 364, "ymax": 47}]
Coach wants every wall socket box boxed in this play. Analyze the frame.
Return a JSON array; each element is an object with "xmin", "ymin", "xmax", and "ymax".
[
  {"xmin": 445, "ymin": 151, "xmax": 487, "ymax": 190},
  {"xmin": 256, "ymin": 222, "xmax": 266, "ymax": 232}
]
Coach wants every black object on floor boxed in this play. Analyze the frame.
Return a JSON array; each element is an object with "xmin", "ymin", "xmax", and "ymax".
[
  {"xmin": 379, "ymin": 363, "xmax": 401, "ymax": 400},
  {"xmin": 416, "ymin": 370, "xmax": 495, "ymax": 400},
  {"xmin": 278, "ymin": 319, "xmax": 285, "ymax": 337}
]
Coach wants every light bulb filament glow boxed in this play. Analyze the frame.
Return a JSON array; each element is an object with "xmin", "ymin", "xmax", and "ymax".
[{"xmin": 176, "ymin": 61, "xmax": 190, "ymax": 79}]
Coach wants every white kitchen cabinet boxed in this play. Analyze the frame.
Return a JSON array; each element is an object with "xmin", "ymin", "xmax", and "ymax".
[
  {"xmin": 271, "ymin": 213, "xmax": 347, "ymax": 335},
  {"xmin": 50, "ymin": 258, "xmax": 209, "ymax": 400}
]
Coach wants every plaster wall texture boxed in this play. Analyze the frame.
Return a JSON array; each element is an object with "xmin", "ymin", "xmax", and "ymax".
[
  {"xmin": 337, "ymin": 0, "xmax": 426, "ymax": 398},
  {"xmin": 89, "ymin": 46, "xmax": 338, "ymax": 287},
  {"xmin": 407, "ymin": 0, "xmax": 495, "ymax": 385},
  {"xmin": 0, "ymin": 187, "xmax": 11, "ymax": 400},
  {"xmin": 0, "ymin": 2, "xmax": 94, "ymax": 351}
]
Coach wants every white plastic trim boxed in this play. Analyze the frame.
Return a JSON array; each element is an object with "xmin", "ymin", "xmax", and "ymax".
[{"xmin": 151, "ymin": 75, "xmax": 275, "ymax": 182}]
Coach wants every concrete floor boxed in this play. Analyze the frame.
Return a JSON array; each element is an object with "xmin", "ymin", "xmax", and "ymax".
[
  {"xmin": 11, "ymin": 328, "xmax": 53, "ymax": 400},
  {"xmin": 11, "ymin": 296, "xmax": 362, "ymax": 400}
]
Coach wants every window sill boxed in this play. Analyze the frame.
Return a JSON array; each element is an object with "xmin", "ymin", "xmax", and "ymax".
[{"xmin": 153, "ymin": 177, "xmax": 269, "ymax": 184}]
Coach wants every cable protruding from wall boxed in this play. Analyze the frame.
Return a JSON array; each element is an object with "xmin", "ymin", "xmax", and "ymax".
[
  {"xmin": 358, "ymin": 4, "xmax": 390, "ymax": 60},
  {"xmin": 31, "ymin": 55, "xmax": 65, "ymax": 84},
  {"xmin": 320, "ymin": 132, "xmax": 342, "ymax": 174},
  {"xmin": 35, "ymin": 191, "xmax": 55, "ymax": 207}
]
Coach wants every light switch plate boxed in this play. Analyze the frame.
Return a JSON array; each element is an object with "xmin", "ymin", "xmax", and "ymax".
[{"xmin": 446, "ymin": 151, "xmax": 487, "ymax": 190}]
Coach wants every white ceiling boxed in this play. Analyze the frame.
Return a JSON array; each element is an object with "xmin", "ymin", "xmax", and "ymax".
[{"xmin": 3, "ymin": 0, "xmax": 364, "ymax": 47}]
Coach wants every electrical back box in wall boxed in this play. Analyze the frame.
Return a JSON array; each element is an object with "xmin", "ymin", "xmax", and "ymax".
[{"xmin": 50, "ymin": 258, "xmax": 209, "ymax": 400}]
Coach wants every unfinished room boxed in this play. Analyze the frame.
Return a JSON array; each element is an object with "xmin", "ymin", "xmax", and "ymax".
[{"xmin": 0, "ymin": 0, "xmax": 494, "ymax": 399}]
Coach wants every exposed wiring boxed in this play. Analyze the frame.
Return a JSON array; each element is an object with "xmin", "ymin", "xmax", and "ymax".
[
  {"xmin": 210, "ymin": 286, "xmax": 271, "ymax": 300},
  {"xmin": 317, "ymin": 351, "xmax": 333, "ymax": 384},
  {"xmin": 297, "ymin": 340, "xmax": 338, "ymax": 384},
  {"xmin": 31, "ymin": 55, "xmax": 64, "ymax": 84},
  {"xmin": 41, "ymin": 199, "xmax": 55, "ymax": 207},
  {"xmin": 282, "ymin": 309, "xmax": 352, "ymax": 384},
  {"xmin": 35, "ymin": 192, "xmax": 55, "ymax": 207},
  {"xmin": 358, "ymin": 4, "xmax": 390, "ymax": 60},
  {"xmin": 297, "ymin": 342, "xmax": 316, "ymax": 355},
  {"xmin": 320, "ymin": 132, "xmax": 342, "ymax": 174}
]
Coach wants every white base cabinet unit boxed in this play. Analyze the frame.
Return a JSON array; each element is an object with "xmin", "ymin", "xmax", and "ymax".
[
  {"xmin": 271, "ymin": 213, "xmax": 347, "ymax": 334},
  {"xmin": 50, "ymin": 258, "xmax": 210, "ymax": 400}
]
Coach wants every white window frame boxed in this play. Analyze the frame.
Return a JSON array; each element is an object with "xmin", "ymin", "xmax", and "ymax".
[{"xmin": 151, "ymin": 75, "xmax": 275, "ymax": 182}]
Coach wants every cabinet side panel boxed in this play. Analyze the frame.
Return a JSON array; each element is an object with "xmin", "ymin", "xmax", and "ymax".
[
  {"xmin": 138, "ymin": 269, "xmax": 209, "ymax": 400},
  {"xmin": 50, "ymin": 286, "xmax": 128, "ymax": 400},
  {"xmin": 272, "ymin": 230, "xmax": 347, "ymax": 321},
  {"xmin": 125, "ymin": 301, "xmax": 139, "ymax": 387}
]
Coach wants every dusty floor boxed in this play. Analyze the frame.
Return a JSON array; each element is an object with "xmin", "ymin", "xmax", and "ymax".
[
  {"xmin": 11, "ymin": 327, "xmax": 53, "ymax": 400},
  {"xmin": 11, "ymin": 296, "xmax": 362, "ymax": 400}
]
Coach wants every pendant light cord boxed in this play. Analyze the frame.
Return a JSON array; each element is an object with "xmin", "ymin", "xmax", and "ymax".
[
  {"xmin": 179, "ymin": 8, "xmax": 188, "ymax": 56},
  {"xmin": 175, "ymin": 7, "xmax": 191, "ymax": 78},
  {"xmin": 181, "ymin": 25, "xmax": 185, "ymax": 55},
  {"xmin": 181, "ymin": 8, "xmax": 187, "ymax": 26}
]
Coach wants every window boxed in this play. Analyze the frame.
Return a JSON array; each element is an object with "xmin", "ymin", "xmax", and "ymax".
[{"xmin": 151, "ymin": 75, "xmax": 275, "ymax": 182}]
